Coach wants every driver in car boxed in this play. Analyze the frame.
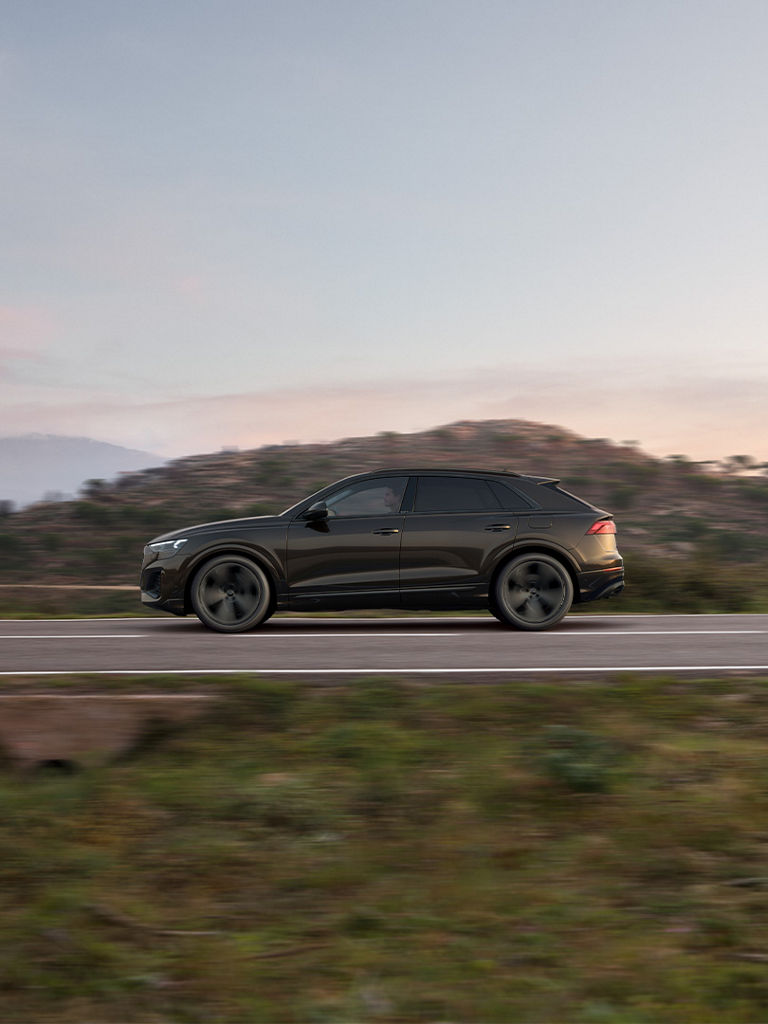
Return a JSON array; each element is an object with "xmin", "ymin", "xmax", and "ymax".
[{"xmin": 383, "ymin": 485, "xmax": 403, "ymax": 513}]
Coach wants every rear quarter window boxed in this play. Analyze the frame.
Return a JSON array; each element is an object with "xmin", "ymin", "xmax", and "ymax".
[
  {"xmin": 512, "ymin": 481, "xmax": 592, "ymax": 511},
  {"xmin": 488, "ymin": 480, "xmax": 537, "ymax": 510}
]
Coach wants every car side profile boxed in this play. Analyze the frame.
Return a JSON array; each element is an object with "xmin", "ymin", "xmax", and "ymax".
[{"xmin": 140, "ymin": 469, "xmax": 624, "ymax": 632}]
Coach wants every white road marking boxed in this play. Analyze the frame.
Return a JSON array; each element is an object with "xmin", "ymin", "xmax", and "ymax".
[
  {"xmin": 553, "ymin": 630, "xmax": 768, "ymax": 637},
  {"xmin": 3, "ymin": 613, "xmax": 765, "ymax": 624},
  {"xmin": 1, "ymin": 666, "xmax": 767, "ymax": 677},
  {"xmin": 0, "ymin": 632, "xmax": 455, "ymax": 641},
  {"xmin": 0, "ymin": 693, "xmax": 213, "ymax": 700},
  {"xmin": 1, "ymin": 629, "xmax": 764, "ymax": 641},
  {"xmin": 0, "ymin": 618, "xmax": 161, "ymax": 623},
  {"xmin": 0, "ymin": 634, "xmax": 146, "ymax": 640},
  {"xmin": 241, "ymin": 629, "xmax": 765, "ymax": 638},
  {"xmin": 231, "ymin": 632, "xmax": 461, "ymax": 638}
]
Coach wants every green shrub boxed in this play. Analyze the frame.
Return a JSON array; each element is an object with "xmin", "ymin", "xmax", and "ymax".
[
  {"xmin": 72, "ymin": 501, "xmax": 114, "ymax": 526},
  {"xmin": 231, "ymin": 775, "xmax": 331, "ymax": 832},
  {"xmin": 0, "ymin": 533, "xmax": 25, "ymax": 565},
  {"xmin": 608, "ymin": 484, "xmax": 639, "ymax": 509},
  {"xmin": 619, "ymin": 553, "xmax": 768, "ymax": 613},
  {"xmin": 243, "ymin": 502, "xmax": 279, "ymax": 516},
  {"xmin": 532, "ymin": 725, "xmax": 620, "ymax": 793},
  {"xmin": 213, "ymin": 679, "xmax": 299, "ymax": 730},
  {"xmin": 314, "ymin": 721, "xmax": 423, "ymax": 770}
]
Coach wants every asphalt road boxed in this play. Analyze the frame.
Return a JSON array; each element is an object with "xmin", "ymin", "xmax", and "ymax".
[{"xmin": 1, "ymin": 613, "xmax": 767, "ymax": 678}]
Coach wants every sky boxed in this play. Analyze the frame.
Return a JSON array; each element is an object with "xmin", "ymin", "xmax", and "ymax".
[{"xmin": 2, "ymin": 0, "xmax": 767, "ymax": 462}]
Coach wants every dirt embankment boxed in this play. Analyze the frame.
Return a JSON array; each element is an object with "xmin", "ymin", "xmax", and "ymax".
[{"xmin": 0, "ymin": 690, "xmax": 212, "ymax": 769}]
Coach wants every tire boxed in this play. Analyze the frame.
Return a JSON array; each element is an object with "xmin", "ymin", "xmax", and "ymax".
[
  {"xmin": 493, "ymin": 553, "xmax": 573, "ymax": 631},
  {"xmin": 190, "ymin": 555, "xmax": 273, "ymax": 633},
  {"xmin": 488, "ymin": 600, "xmax": 504, "ymax": 623}
]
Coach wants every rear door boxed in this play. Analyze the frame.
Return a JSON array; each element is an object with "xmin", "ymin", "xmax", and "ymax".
[{"xmin": 399, "ymin": 475, "xmax": 521, "ymax": 602}]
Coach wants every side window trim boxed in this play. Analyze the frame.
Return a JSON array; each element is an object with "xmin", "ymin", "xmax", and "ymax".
[{"xmin": 400, "ymin": 476, "xmax": 417, "ymax": 513}]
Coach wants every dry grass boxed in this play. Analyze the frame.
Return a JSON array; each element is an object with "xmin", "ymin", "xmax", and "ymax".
[{"xmin": 3, "ymin": 674, "xmax": 768, "ymax": 1021}]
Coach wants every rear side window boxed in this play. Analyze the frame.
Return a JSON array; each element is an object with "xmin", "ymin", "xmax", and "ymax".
[{"xmin": 414, "ymin": 477, "xmax": 501, "ymax": 513}]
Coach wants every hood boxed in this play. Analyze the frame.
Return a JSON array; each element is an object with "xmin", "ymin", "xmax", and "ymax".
[{"xmin": 149, "ymin": 514, "xmax": 285, "ymax": 544}]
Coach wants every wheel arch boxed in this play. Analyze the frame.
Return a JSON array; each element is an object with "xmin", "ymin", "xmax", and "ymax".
[
  {"xmin": 183, "ymin": 546, "xmax": 280, "ymax": 614},
  {"xmin": 490, "ymin": 542, "xmax": 580, "ymax": 603}
]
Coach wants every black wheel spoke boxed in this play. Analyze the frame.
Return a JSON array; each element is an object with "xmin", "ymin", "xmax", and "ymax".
[
  {"xmin": 202, "ymin": 578, "xmax": 225, "ymax": 604},
  {"xmin": 217, "ymin": 599, "xmax": 239, "ymax": 623},
  {"xmin": 233, "ymin": 594, "xmax": 258, "ymax": 619},
  {"xmin": 538, "ymin": 566, "xmax": 561, "ymax": 590},
  {"xmin": 230, "ymin": 566, "xmax": 248, "ymax": 589},
  {"xmin": 206, "ymin": 566, "xmax": 228, "ymax": 589},
  {"xmin": 522, "ymin": 596, "xmax": 547, "ymax": 622},
  {"xmin": 538, "ymin": 582, "xmax": 565, "ymax": 612},
  {"xmin": 507, "ymin": 584, "xmax": 531, "ymax": 611},
  {"xmin": 509, "ymin": 566, "xmax": 532, "ymax": 589}
]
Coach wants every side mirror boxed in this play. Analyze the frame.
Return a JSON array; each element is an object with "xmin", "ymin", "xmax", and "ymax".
[{"xmin": 303, "ymin": 500, "xmax": 329, "ymax": 521}]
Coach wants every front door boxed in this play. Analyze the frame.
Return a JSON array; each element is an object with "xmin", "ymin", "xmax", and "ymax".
[{"xmin": 286, "ymin": 476, "xmax": 408, "ymax": 605}]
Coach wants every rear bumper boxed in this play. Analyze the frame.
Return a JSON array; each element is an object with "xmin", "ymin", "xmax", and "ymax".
[{"xmin": 576, "ymin": 566, "xmax": 625, "ymax": 604}]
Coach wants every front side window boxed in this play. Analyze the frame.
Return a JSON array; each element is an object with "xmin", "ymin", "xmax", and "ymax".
[
  {"xmin": 413, "ymin": 476, "xmax": 501, "ymax": 513},
  {"xmin": 325, "ymin": 477, "xmax": 408, "ymax": 517}
]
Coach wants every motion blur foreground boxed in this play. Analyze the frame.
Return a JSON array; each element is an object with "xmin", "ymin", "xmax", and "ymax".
[{"xmin": 140, "ymin": 469, "xmax": 624, "ymax": 632}]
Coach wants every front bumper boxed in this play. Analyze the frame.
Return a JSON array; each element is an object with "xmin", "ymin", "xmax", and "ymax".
[{"xmin": 139, "ymin": 554, "xmax": 188, "ymax": 615}]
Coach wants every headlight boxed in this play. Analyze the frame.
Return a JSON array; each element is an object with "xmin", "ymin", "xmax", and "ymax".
[{"xmin": 148, "ymin": 538, "xmax": 188, "ymax": 557}]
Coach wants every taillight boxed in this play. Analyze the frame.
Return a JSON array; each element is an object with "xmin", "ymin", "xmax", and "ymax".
[{"xmin": 587, "ymin": 520, "xmax": 616, "ymax": 535}]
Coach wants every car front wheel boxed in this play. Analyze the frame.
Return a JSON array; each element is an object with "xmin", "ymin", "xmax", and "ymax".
[
  {"xmin": 190, "ymin": 555, "xmax": 273, "ymax": 633},
  {"xmin": 493, "ymin": 553, "xmax": 573, "ymax": 631}
]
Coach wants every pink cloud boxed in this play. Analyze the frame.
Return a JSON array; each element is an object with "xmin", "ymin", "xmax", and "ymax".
[
  {"xmin": 2, "ymin": 371, "xmax": 767, "ymax": 466},
  {"xmin": 174, "ymin": 275, "xmax": 206, "ymax": 299},
  {"xmin": 0, "ymin": 305, "xmax": 56, "ymax": 361}
]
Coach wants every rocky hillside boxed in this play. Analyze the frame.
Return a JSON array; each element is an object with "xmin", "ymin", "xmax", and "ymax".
[{"xmin": 2, "ymin": 419, "xmax": 767, "ymax": 599}]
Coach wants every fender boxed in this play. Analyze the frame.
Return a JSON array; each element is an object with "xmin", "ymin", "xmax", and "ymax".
[
  {"xmin": 181, "ymin": 542, "xmax": 286, "ymax": 611},
  {"xmin": 491, "ymin": 539, "xmax": 581, "ymax": 594}
]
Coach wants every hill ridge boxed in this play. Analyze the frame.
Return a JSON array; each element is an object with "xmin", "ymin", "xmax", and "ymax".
[{"xmin": 1, "ymin": 418, "xmax": 766, "ymax": 613}]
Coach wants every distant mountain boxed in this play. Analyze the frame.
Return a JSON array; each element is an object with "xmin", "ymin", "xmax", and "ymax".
[{"xmin": 0, "ymin": 434, "xmax": 163, "ymax": 508}]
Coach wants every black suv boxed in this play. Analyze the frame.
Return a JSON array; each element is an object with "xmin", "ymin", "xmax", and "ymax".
[{"xmin": 140, "ymin": 469, "xmax": 624, "ymax": 632}]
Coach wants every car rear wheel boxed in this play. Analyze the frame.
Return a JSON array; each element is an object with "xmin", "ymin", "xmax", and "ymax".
[
  {"xmin": 190, "ymin": 555, "xmax": 273, "ymax": 633},
  {"xmin": 493, "ymin": 553, "xmax": 573, "ymax": 631}
]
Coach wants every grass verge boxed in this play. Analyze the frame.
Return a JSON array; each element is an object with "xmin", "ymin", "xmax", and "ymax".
[
  {"xmin": 0, "ymin": 588, "xmax": 152, "ymax": 619},
  {"xmin": 3, "ymin": 674, "xmax": 768, "ymax": 1021}
]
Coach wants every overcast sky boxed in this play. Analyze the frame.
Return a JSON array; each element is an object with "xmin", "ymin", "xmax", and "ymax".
[{"xmin": 2, "ymin": 0, "xmax": 767, "ymax": 460}]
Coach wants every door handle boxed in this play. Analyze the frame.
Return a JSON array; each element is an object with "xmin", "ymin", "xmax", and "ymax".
[
  {"xmin": 372, "ymin": 528, "xmax": 400, "ymax": 535},
  {"xmin": 485, "ymin": 524, "xmax": 511, "ymax": 532}
]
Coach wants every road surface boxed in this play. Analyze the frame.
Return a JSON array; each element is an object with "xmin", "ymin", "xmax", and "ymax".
[{"xmin": 1, "ymin": 614, "xmax": 767, "ymax": 678}]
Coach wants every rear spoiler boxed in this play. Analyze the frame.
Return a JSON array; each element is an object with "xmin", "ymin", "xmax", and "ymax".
[{"xmin": 505, "ymin": 472, "xmax": 564, "ymax": 489}]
